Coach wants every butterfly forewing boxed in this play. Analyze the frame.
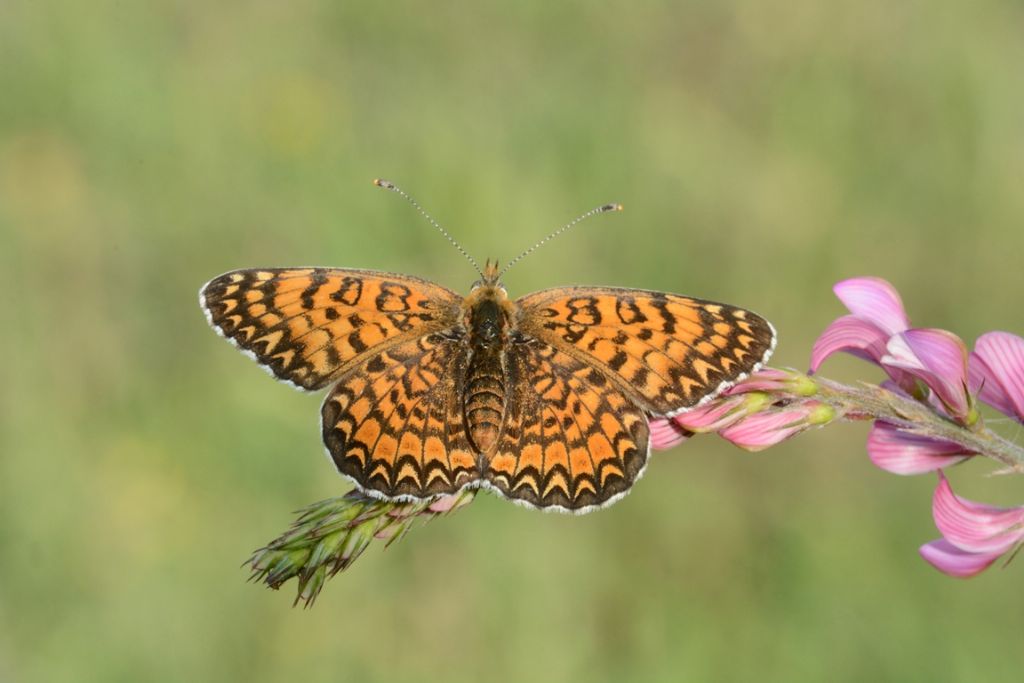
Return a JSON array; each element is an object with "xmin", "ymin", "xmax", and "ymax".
[
  {"xmin": 515, "ymin": 287, "xmax": 775, "ymax": 416},
  {"xmin": 200, "ymin": 268, "xmax": 461, "ymax": 391},
  {"xmin": 486, "ymin": 338, "xmax": 649, "ymax": 512}
]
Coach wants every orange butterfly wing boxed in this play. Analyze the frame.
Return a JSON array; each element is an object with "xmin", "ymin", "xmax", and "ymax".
[
  {"xmin": 485, "ymin": 337, "xmax": 649, "ymax": 512},
  {"xmin": 320, "ymin": 334, "xmax": 479, "ymax": 499},
  {"xmin": 200, "ymin": 268, "xmax": 461, "ymax": 391},
  {"xmin": 515, "ymin": 287, "xmax": 776, "ymax": 416}
]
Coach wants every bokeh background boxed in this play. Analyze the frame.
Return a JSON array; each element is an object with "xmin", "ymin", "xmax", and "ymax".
[{"xmin": 2, "ymin": 0, "xmax": 1023, "ymax": 681}]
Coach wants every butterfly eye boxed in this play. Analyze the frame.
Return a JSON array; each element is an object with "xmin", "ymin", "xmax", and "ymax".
[{"xmin": 470, "ymin": 279, "xmax": 483, "ymax": 290}]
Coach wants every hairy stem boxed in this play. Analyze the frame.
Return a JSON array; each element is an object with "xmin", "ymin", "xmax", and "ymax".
[{"xmin": 812, "ymin": 377, "xmax": 1024, "ymax": 471}]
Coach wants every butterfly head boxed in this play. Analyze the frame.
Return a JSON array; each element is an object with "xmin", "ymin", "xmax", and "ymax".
[
  {"xmin": 470, "ymin": 258, "xmax": 507, "ymax": 294},
  {"xmin": 483, "ymin": 258, "xmax": 502, "ymax": 286},
  {"xmin": 465, "ymin": 258, "xmax": 514, "ymax": 331}
]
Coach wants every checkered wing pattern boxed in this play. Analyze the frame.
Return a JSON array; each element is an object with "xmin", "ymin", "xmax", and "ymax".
[
  {"xmin": 516, "ymin": 287, "xmax": 776, "ymax": 416},
  {"xmin": 484, "ymin": 337, "xmax": 649, "ymax": 512},
  {"xmin": 200, "ymin": 268, "xmax": 461, "ymax": 391},
  {"xmin": 319, "ymin": 334, "xmax": 480, "ymax": 499}
]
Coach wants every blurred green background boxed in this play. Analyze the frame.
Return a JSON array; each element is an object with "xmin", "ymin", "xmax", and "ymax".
[{"xmin": 2, "ymin": 0, "xmax": 1023, "ymax": 681}]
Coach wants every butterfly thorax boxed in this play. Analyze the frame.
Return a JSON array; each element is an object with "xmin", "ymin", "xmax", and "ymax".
[{"xmin": 462, "ymin": 281, "xmax": 515, "ymax": 455}]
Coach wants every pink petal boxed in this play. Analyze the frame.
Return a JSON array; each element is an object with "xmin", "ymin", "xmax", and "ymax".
[
  {"xmin": 720, "ymin": 412, "xmax": 804, "ymax": 451},
  {"xmin": 810, "ymin": 315, "xmax": 890, "ymax": 372},
  {"xmin": 649, "ymin": 417, "xmax": 690, "ymax": 450},
  {"xmin": 931, "ymin": 473, "xmax": 1024, "ymax": 554},
  {"xmin": 427, "ymin": 494, "xmax": 464, "ymax": 514},
  {"xmin": 866, "ymin": 422, "xmax": 971, "ymax": 475},
  {"xmin": 718, "ymin": 402, "xmax": 832, "ymax": 451},
  {"xmin": 833, "ymin": 277, "xmax": 909, "ymax": 335},
  {"xmin": 672, "ymin": 395, "xmax": 752, "ymax": 433},
  {"xmin": 919, "ymin": 539, "xmax": 1002, "ymax": 578},
  {"xmin": 883, "ymin": 329, "xmax": 971, "ymax": 419},
  {"xmin": 969, "ymin": 331, "xmax": 1024, "ymax": 421},
  {"xmin": 724, "ymin": 368, "xmax": 794, "ymax": 394}
]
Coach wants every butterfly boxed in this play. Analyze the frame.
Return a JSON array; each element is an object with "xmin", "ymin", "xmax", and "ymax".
[{"xmin": 200, "ymin": 181, "xmax": 776, "ymax": 514}]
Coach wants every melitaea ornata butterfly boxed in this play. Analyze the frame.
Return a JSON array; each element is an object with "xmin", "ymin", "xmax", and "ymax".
[{"xmin": 200, "ymin": 180, "xmax": 776, "ymax": 513}]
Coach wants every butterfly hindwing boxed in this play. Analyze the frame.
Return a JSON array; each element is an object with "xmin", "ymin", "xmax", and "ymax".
[
  {"xmin": 200, "ymin": 268, "xmax": 461, "ymax": 391},
  {"xmin": 516, "ymin": 287, "xmax": 776, "ymax": 416},
  {"xmin": 485, "ymin": 337, "xmax": 650, "ymax": 512},
  {"xmin": 320, "ymin": 334, "xmax": 479, "ymax": 500}
]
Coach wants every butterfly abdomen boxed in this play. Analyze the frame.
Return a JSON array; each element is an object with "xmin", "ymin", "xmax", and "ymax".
[
  {"xmin": 464, "ymin": 295, "xmax": 510, "ymax": 454},
  {"xmin": 464, "ymin": 346, "xmax": 506, "ymax": 453}
]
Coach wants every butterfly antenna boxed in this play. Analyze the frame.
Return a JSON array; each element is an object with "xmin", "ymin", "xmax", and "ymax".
[
  {"xmin": 373, "ymin": 178, "xmax": 483, "ymax": 278},
  {"xmin": 499, "ymin": 202, "xmax": 623, "ymax": 279}
]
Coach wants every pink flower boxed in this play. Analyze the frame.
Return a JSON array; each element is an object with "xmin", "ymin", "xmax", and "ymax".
[
  {"xmin": 919, "ymin": 540, "xmax": 1004, "ymax": 578},
  {"xmin": 969, "ymin": 331, "xmax": 1024, "ymax": 422},
  {"xmin": 812, "ymin": 277, "xmax": 982, "ymax": 426},
  {"xmin": 650, "ymin": 390, "xmax": 772, "ymax": 450},
  {"xmin": 865, "ymin": 421, "xmax": 972, "ymax": 475},
  {"xmin": 919, "ymin": 473, "xmax": 1024, "ymax": 578},
  {"xmin": 722, "ymin": 368, "xmax": 814, "ymax": 395},
  {"xmin": 718, "ymin": 401, "xmax": 835, "ymax": 452},
  {"xmin": 810, "ymin": 277, "xmax": 913, "ymax": 390},
  {"xmin": 882, "ymin": 329, "xmax": 978, "ymax": 425},
  {"xmin": 649, "ymin": 417, "xmax": 691, "ymax": 450},
  {"xmin": 657, "ymin": 369, "xmax": 819, "ymax": 446},
  {"xmin": 670, "ymin": 393, "xmax": 771, "ymax": 435}
]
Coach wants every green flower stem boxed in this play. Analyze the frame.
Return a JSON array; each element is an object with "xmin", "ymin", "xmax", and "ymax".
[{"xmin": 811, "ymin": 376, "xmax": 1024, "ymax": 472}]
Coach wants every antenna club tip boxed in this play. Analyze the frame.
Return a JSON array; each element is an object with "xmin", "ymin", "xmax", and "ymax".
[
  {"xmin": 373, "ymin": 178, "xmax": 395, "ymax": 189},
  {"xmin": 601, "ymin": 203, "xmax": 624, "ymax": 212}
]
